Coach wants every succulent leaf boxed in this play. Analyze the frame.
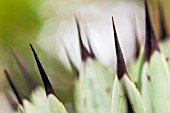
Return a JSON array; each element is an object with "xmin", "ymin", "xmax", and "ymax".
[
  {"xmin": 74, "ymin": 59, "xmax": 114, "ymax": 113},
  {"xmin": 142, "ymin": 51, "xmax": 170, "ymax": 113},
  {"xmin": 48, "ymin": 94, "xmax": 67, "ymax": 113},
  {"xmin": 111, "ymin": 17, "xmax": 146, "ymax": 113},
  {"xmin": 141, "ymin": 1, "xmax": 170, "ymax": 113}
]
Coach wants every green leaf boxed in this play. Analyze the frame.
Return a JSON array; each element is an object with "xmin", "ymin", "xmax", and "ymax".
[
  {"xmin": 48, "ymin": 94, "xmax": 67, "ymax": 113},
  {"xmin": 17, "ymin": 87, "xmax": 68, "ymax": 113},
  {"xmin": 112, "ymin": 75, "xmax": 146, "ymax": 113},
  {"xmin": 142, "ymin": 51, "xmax": 170, "ymax": 113},
  {"xmin": 74, "ymin": 59, "xmax": 114, "ymax": 113},
  {"xmin": 30, "ymin": 87, "xmax": 49, "ymax": 113},
  {"xmin": 141, "ymin": 62, "xmax": 152, "ymax": 113},
  {"xmin": 159, "ymin": 39, "xmax": 170, "ymax": 59}
]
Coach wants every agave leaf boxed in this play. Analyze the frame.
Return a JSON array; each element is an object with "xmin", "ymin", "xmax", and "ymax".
[
  {"xmin": 142, "ymin": 51, "xmax": 170, "ymax": 113},
  {"xmin": 48, "ymin": 94, "xmax": 67, "ymax": 113},
  {"xmin": 85, "ymin": 59, "xmax": 114, "ymax": 113},
  {"xmin": 18, "ymin": 87, "xmax": 68, "ymax": 113},
  {"xmin": 112, "ymin": 75, "xmax": 146, "ymax": 113},
  {"xmin": 141, "ymin": 51, "xmax": 170, "ymax": 113},
  {"xmin": 74, "ymin": 79, "xmax": 83, "ymax": 113},
  {"xmin": 141, "ymin": 1, "xmax": 170, "ymax": 112},
  {"xmin": 111, "ymin": 76, "xmax": 126, "ymax": 113},
  {"xmin": 74, "ymin": 62, "xmax": 87, "ymax": 113},
  {"xmin": 141, "ymin": 62, "xmax": 152, "ymax": 113},
  {"xmin": 29, "ymin": 87, "xmax": 49, "ymax": 113},
  {"xmin": 23, "ymin": 100, "xmax": 39, "ymax": 113},
  {"xmin": 112, "ymin": 16, "xmax": 146, "ymax": 113},
  {"xmin": 17, "ymin": 87, "xmax": 50, "ymax": 113},
  {"xmin": 74, "ymin": 14, "xmax": 114, "ymax": 113},
  {"xmin": 159, "ymin": 39, "xmax": 170, "ymax": 59},
  {"xmin": 74, "ymin": 59, "xmax": 114, "ymax": 113}
]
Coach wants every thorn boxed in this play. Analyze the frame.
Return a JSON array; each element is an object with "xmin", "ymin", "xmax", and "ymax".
[
  {"xmin": 112, "ymin": 17, "xmax": 128, "ymax": 80},
  {"xmin": 74, "ymin": 13, "xmax": 95, "ymax": 61},
  {"xmin": 12, "ymin": 48, "xmax": 37, "ymax": 92},
  {"xmin": 158, "ymin": 1, "xmax": 168, "ymax": 41},
  {"xmin": 4, "ymin": 69, "xmax": 24, "ymax": 105},
  {"xmin": 29, "ymin": 44, "xmax": 60, "ymax": 100},
  {"xmin": 144, "ymin": 0, "xmax": 160, "ymax": 62}
]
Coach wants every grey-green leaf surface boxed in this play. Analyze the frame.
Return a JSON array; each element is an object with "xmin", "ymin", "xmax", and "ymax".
[
  {"xmin": 159, "ymin": 39, "xmax": 170, "ymax": 59},
  {"xmin": 17, "ymin": 87, "xmax": 68, "ymax": 113},
  {"xmin": 142, "ymin": 51, "xmax": 170, "ymax": 113},
  {"xmin": 48, "ymin": 94, "xmax": 67, "ymax": 113},
  {"xmin": 112, "ymin": 75, "xmax": 146, "ymax": 113},
  {"xmin": 74, "ymin": 58, "xmax": 114, "ymax": 113}
]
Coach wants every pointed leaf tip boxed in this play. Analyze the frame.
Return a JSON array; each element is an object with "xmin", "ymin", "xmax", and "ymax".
[
  {"xmin": 74, "ymin": 14, "xmax": 95, "ymax": 62},
  {"xmin": 29, "ymin": 44, "xmax": 60, "ymax": 100},
  {"xmin": 144, "ymin": 1, "xmax": 160, "ymax": 62},
  {"xmin": 12, "ymin": 48, "xmax": 37, "ymax": 92},
  {"xmin": 112, "ymin": 17, "xmax": 128, "ymax": 80},
  {"xmin": 4, "ymin": 69, "xmax": 24, "ymax": 105},
  {"xmin": 158, "ymin": 1, "xmax": 168, "ymax": 41}
]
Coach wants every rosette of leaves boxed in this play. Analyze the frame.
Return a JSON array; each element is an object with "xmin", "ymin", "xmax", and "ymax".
[{"xmin": 3, "ymin": 1, "xmax": 170, "ymax": 113}]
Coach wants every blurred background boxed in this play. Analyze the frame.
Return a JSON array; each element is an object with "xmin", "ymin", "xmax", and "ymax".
[{"xmin": 0, "ymin": 0, "xmax": 169, "ymax": 113}]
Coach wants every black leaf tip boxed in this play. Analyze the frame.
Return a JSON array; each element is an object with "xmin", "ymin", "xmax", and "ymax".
[
  {"xmin": 29, "ymin": 44, "xmax": 60, "ymax": 100},
  {"xmin": 4, "ymin": 69, "xmax": 24, "ymax": 105},
  {"xmin": 144, "ymin": 1, "xmax": 160, "ymax": 62},
  {"xmin": 12, "ymin": 48, "xmax": 37, "ymax": 92},
  {"xmin": 74, "ymin": 14, "xmax": 95, "ymax": 62},
  {"xmin": 112, "ymin": 17, "xmax": 128, "ymax": 80}
]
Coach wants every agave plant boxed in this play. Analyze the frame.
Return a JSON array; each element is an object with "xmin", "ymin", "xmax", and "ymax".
[{"xmin": 2, "ymin": 0, "xmax": 170, "ymax": 113}]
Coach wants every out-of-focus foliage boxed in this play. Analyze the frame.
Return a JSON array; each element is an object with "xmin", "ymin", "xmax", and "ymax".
[{"xmin": 0, "ymin": 0, "xmax": 55, "ymax": 94}]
